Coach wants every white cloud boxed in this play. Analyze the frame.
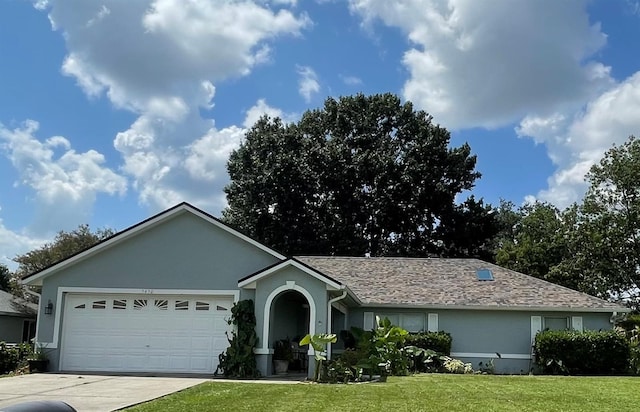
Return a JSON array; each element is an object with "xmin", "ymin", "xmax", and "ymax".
[
  {"xmin": 340, "ymin": 74, "xmax": 363, "ymax": 86},
  {"xmin": 0, "ymin": 218, "xmax": 46, "ymax": 270},
  {"xmin": 243, "ymin": 99, "xmax": 286, "ymax": 128},
  {"xmin": 349, "ymin": 0, "xmax": 612, "ymax": 129},
  {"xmin": 0, "ymin": 120, "xmax": 127, "ymax": 234},
  {"xmin": 36, "ymin": 0, "xmax": 310, "ymax": 213},
  {"xmin": 297, "ymin": 65, "xmax": 321, "ymax": 103},
  {"xmin": 518, "ymin": 72, "xmax": 640, "ymax": 207},
  {"xmin": 243, "ymin": 98, "xmax": 297, "ymax": 128},
  {"xmin": 348, "ymin": 0, "xmax": 639, "ymax": 209}
]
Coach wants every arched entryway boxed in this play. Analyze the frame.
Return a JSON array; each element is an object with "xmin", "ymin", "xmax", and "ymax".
[{"xmin": 268, "ymin": 290, "xmax": 311, "ymax": 373}]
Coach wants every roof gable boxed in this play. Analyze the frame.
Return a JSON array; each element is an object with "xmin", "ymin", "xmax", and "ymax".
[
  {"xmin": 296, "ymin": 256, "xmax": 628, "ymax": 312},
  {"xmin": 23, "ymin": 202, "xmax": 285, "ymax": 285},
  {"xmin": 238, "ymin": 258, "xmax": 343, "ymax": 290}
]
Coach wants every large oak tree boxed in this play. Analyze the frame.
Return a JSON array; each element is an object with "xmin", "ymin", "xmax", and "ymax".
[{"xmin": 224, "ymin": 93, "xmax": 495, "ymax": 257}]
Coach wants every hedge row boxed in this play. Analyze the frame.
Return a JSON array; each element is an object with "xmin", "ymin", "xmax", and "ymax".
[
  {"xmin": 405, "ymin": 331, "xmax": 452, "ymax": 355},
  {"xmin": 534, "ymin": 330, "xmax": 630, "ymax": 375}
]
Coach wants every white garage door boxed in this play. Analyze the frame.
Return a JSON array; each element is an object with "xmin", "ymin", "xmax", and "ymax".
[{"xmin": 60, "ymin": 294, "xmax": 233, "ymax": 373}]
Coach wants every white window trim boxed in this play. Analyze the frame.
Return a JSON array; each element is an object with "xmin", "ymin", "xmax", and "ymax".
[
  {"xmin": 428, "ymin": 313, "xmax": 439, "ymax": 332},
  {"xmin": 363, "ymin": 312, "xmax": 374, "ymax": 330}
]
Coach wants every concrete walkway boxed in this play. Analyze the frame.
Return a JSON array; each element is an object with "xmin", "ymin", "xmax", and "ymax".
[{"xmin": 0, "ymin": 374, "xmax": 208, "ymax": 411}]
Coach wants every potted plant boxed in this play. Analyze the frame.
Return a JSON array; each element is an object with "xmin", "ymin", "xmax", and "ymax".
[
  {"xmin": 27, "ymin": 343, "xmax": 50, "ymax": 373},
  {"xmin": 273, "ymin": 339, "xmax": 293, "ymax": 374}
]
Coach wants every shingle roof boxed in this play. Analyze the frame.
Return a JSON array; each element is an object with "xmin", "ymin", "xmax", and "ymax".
[
  {"xmin": 0, "ymin": 290, "xmax": 37, "ymax": 317},
  {"xmin": 295, "ymin": 257, "xmax": 625, "ymax": 311}
]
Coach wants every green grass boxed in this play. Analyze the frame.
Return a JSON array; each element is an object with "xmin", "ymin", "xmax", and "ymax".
[{"xmin": 126, "ymin": 374, "xmax": 640, "ymax": 412}]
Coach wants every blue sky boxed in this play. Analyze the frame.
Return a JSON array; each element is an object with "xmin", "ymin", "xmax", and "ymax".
[{"xmin": 1, "ymin": 0, "xmax": 640, "ymax": 267}]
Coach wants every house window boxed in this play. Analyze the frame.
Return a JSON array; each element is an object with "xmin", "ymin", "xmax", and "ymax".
[
  {"xmin": 74, "ymin": 304, "xmax": 86, "ymax": 309},
  {"xmin": 22, "ymin": 320, "xmax": 36, "ymax": 343},
  {"xmin": 155, "ymin": 299, "xmax": 168, "ymax": 310},
  {"xmin": 113, "ymin": 299, "xmax": 127, "ymax": 310},
  {"xmin": 92, "ymin": 300, "xmax": 106, "ymax": 309},
  {"xmin": 133, "ymin": 299, "xmax": 148, "ymax": 310},
  {"xmin": 175, "ymin": 300, "xmax": 189, "ymax": 311},
  {"xmin": 216, "ymin": 305, "xmax": 228, "ymax": 311},
  {"xmin": 544, "ymin": 317, "xmax": 569, "ymax": 331},
  {"xmin": 377, "ymin": 313, "xmax": 426, "ymax": 333}
]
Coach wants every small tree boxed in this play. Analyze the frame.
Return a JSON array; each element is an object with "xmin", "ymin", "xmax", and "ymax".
[{"xmin": 299, "ymin": 333, "xmax": 337, "ymax": 382}]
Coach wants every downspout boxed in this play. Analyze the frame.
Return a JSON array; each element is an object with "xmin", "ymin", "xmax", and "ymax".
[{"xmin": 327, "ymin": 289, "xmax": 348, "ymax": 360}]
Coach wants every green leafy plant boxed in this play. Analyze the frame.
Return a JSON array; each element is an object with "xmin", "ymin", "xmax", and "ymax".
[
  {"xmin": 29, "ymin": 342, "xmax": 50, "ymax": 361},
  {"xmin": 216, "ymin": 299, "xmax": 260, "ymax": 378},
  {"xmin": 299, "ymin": 333, "xmax": 337, "ymax": 381},
  {"xmin": 404, "ymin": 331, "xmax": 453, "ymax": 372},
  {"xmin": 478, "ymin": 353, "xmax": 501, "ymax": 374}
]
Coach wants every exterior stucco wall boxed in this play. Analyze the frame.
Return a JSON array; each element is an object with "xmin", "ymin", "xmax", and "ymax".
[
  {"xmin": 347, "ymin": 307, "xmax": 614, "ymax": 374},
  {"xmin": 0, "ymin": 315, "xmax": 27, "ymax": 343},
  {"xmin": 251, "ymin": 265, "xmax": 330, "ymax": 377},
  {"xmin": 36, "ymin": 211, "xmax": 281, "ymax": 371}
]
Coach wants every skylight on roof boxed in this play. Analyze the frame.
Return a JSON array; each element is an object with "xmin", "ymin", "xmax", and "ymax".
[{"xmin": 476, "ymin": 269, "xmax": 494, "ymax": 281}]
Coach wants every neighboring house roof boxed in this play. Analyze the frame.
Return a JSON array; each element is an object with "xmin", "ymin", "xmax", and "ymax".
[
  {"xmin": 0, "ymin": 290, "xmax": 37, "ymax": 317},
  {"xmin": 296, "ymin": 256, "xmax": 628, "ymax": 312},
  {"xmin": 22, "ymin": 202, "xmax": 286, "ymax": 285}
]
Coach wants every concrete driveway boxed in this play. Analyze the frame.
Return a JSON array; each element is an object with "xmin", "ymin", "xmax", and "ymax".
[{"xmin": 0, "ymin": 374, "xmax": 208, "ymax": 411}]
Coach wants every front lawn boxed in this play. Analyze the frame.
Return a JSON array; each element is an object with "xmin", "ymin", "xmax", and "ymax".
[{"xmin": 126, "ymin": 374, "xmax": 640, "ymax": 412}]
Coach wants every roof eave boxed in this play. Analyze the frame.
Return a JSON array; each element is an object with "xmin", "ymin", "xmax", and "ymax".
[
  {"xmin": 358, "ymin": 303, "xmax": 630, "ymax": 313},
  {"xmin": 238, "ymin": 259, "xmax": 343, "ymax": 290},
  {"xmin": 22, "ymin": 202, "xmax": 286, "ymax": 286}
]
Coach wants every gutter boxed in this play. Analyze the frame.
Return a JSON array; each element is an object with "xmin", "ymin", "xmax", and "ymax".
[{"xmin": 326, "ymin": 289, "xmax": 348, "ymax": 360}]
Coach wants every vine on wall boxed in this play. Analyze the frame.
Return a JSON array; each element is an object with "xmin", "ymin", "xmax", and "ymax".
[{"xmin": 216, "ymin": 299, "xmax": 260, "ymax": 378}]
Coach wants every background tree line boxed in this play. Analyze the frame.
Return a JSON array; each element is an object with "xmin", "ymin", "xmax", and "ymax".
[{"xmin": 2, "ymin": 93, "xmax": 638, "ymax": 309}]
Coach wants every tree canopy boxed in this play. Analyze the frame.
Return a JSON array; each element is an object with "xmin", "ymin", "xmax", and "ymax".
[
  {"xmin": 496, "ymin": 136, "xmax": 640, "ymax": 308},
  {"xmin": 0, "ymin": 264, "xmax": 11, "ymax": 292},
  {"xmin": 14, "ymin": 224, "xmax": 115, "ymax": 278},
  {"xmin": 579, "ymin": 136, "xmax": 640, "ymax": 304},
  {"xmin": 224, "ymin": 93, "xmax": 496, "ymax": 257}
]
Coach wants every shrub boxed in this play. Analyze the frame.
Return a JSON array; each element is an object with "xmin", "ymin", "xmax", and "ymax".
[
  {"xmin": 628, "ymin": 326, "xmax": 640, "ymax": 375},
  {"xmin": 617, "ymin": 314, "xmax": 640, "ymax": 332},
  {"xmin": 442, "ymin": 357, "xmax": 474, "ymax": 374},
  {"xmin": 405, "ymin": 331, "xmax": 452, "ymax": 355},
  {"xmin": 0, "ymin": 342, "xmax": 32, "ymax": 374},
  {"xmin": 534, "ymin": 329, "xmax": 630, "ymax": 375},
  {"xmin": 403, "ymin": 331, "xmax": 452, "ymax": 372}
]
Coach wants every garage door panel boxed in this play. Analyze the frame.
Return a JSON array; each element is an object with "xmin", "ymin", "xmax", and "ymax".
[{"xmin": 61, "ymin": 293, "xmax": 233, "ymax": 373}]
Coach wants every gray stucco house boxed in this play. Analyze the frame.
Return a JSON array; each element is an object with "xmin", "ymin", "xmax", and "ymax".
[
  {"xmin": 0, "ymin": 289, "xmax": 37, "ymax": 344},
  {"xmin": 22, "ymin": 203, "xmax": 628, "ymax": 376}
]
